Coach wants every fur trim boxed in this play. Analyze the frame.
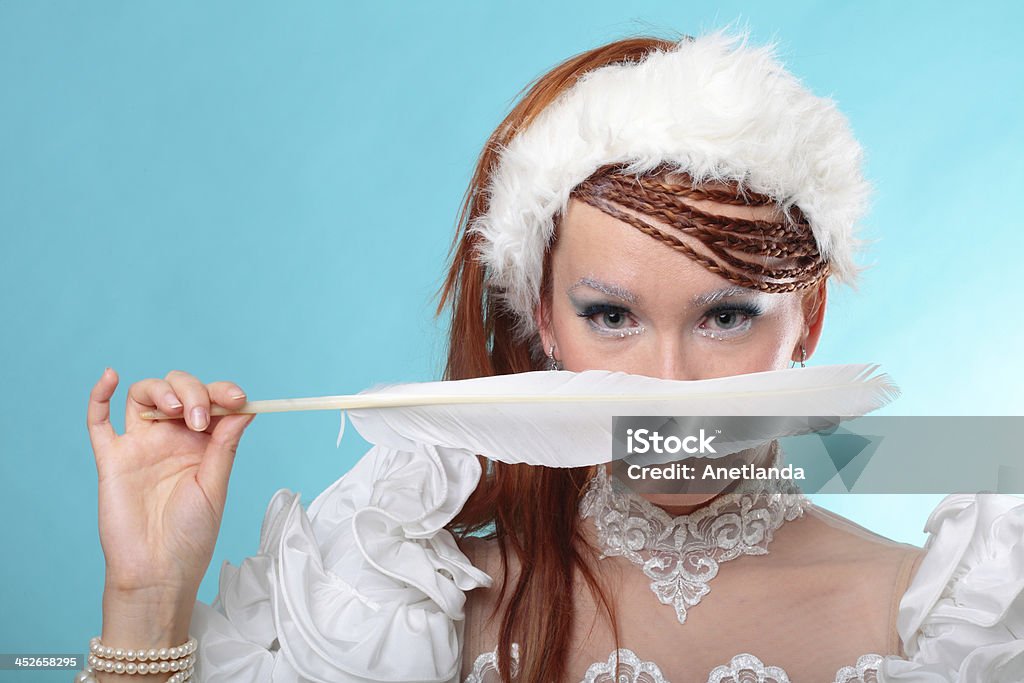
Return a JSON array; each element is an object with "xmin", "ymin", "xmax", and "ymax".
[{"xmin": 468, "ymin": 29, "xmax": 871, "ymax": 343}]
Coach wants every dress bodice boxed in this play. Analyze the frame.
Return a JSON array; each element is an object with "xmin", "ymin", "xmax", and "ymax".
[
  {"xmin": 186, "ymin": 442, "xmax": 1024, "ymax": 682},
  {"xmin": 464, "ymin": 644, "xmax": 884, "ymax": 683},
  {"xmin": 458, "ymin": 459, "xmax": 913, "ymax": 682}
]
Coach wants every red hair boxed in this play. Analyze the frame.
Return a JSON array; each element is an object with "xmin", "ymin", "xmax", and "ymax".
[{"xmin": 434, "ymin": 36, "xmax": 678, "ymax": 683}]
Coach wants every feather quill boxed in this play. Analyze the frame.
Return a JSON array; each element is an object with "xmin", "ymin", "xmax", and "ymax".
[{"xmin": 340, "ymin": 363, "xmax": 899, "ymax": 467}]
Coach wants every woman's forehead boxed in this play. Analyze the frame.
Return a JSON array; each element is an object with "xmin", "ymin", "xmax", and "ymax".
[{"xmin": 555, "ymin": 200, "xmax": 748, "ymax": 295}]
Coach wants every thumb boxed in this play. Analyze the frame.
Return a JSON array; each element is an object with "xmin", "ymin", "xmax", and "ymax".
[
  {"xmin": 197, "ymin": 413, "xmax": 256, "ymax": 503},
  {"xmin": 87, "ymin": 367, "xmax": 119, "ymax": 453}
]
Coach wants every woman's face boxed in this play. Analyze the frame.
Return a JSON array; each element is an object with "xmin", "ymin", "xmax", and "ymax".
[
  {"xmin": 536, "ymin": 191, "xmax": 828, "ymax": 511},
  {"xmin": 536, "ymin": 196, "xmax": 826, "ymax": 380}
]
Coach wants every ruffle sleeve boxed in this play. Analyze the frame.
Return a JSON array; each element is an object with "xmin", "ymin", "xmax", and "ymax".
[
  {"xmin": 878, "ymin": 493, "xmax": 1024, "ymax": 682},
  {"xmin": 189, "ymin": 443, "xmax": 494, "ymax": 682}
]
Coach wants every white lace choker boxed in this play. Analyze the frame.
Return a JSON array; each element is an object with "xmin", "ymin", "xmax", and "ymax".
[{"xmin": 578, "ymin": 445, "xmax": 809, "ymax": 624}]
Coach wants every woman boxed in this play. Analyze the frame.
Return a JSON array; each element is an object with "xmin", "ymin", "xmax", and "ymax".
[{"xmin": 83, "ymin": 30, "xmax": 1024, "ymax": 682}]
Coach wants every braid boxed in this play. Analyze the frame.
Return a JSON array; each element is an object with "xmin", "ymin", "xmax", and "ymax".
[{"xmin": 571, "ymin": 167, "xmax": 830, "ymax": 293}]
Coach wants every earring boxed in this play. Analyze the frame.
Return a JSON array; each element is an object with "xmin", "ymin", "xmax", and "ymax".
[
  {"xmin": 546, "ymin": 344, "xmax": 563, "ymax": 371},
  {"xmin": 799, "ymin": 344, "xmax": 806, "ymax": 368}
]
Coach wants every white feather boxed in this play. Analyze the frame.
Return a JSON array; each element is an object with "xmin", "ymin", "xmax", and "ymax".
[{"xmin": 338, "ymin": 363, "xmax": 899, "ymax": 467}]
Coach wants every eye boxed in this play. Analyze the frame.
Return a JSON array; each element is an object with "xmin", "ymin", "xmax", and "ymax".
[
  {"xmin": 711, "ymin": 310, "xmax": 745, "ymax": 329},
  {"xmin": 597, "ymin": 309, "xmax": 628, "ymax": 328},
  {"xmin": 576, "ymin": 303, "xmax": 644, "ymax": 337},
  {"xmin": 698, "ymin": 303, "xmax": 764, "ymax": 339}
]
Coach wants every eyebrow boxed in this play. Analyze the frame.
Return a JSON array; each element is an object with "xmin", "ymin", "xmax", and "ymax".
[
  {"xmin": 568, "ymin": 277, "xmax": 639, "ymax": 303},
  {"xmin": 568, "ymin": 277, "xmax": 756, "ymax": 307},
  {"xmin": 691, "ymin": 286, "xmax": 757, "ymax": 307}
]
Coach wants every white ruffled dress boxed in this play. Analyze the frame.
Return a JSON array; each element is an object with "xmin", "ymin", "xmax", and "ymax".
[{"xmin": 190, "ymin": 443, "xmax": 1024, "ymax": 682}]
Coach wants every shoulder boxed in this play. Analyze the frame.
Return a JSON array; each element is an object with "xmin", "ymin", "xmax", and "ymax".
[
  {"xmin": 770, "ymin": 501, "xmax": 925, "ymax": 602},
  {"xmin": 797, "ymin": 502, "xmax": 926, "ymax": 586},
  {"xmin": 881, "ymin": 492, "xmax": 1024, "ymax": 680},
  {"xmin": 753, "ymin": 501, "xmax": 925, "ymax": 657}
]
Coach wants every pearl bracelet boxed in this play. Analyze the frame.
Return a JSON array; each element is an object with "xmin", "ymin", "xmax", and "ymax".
[
  {"xmin": 88, "ymin": 636, "xmax": 197, "ymax": 661},
  {"xmin": 74, "ymin": 663, "xmax": 193, "ymax": 682},
  {"xmin": 87, "ymin": 652, "xmax": 194, "ymax": 673},
  {"xmin": 74, "ymin": 634, "xmax": 198, "ymax": 682}
]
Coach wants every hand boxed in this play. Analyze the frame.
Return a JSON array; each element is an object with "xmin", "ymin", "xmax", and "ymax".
[{"xmin": 87, "ymin": 368, "xmax": 256, "ymax": 596}]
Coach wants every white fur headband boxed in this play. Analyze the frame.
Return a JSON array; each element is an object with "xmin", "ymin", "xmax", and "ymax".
[{"xmin": 468, "ymin": 29, "xmax": 871, "ymax": 343}]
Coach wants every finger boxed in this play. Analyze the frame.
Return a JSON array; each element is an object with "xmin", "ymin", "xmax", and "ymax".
[
  {"xmin": 125, "ymin": 377, "xmax": 184, "ymax": 431},
  {"xmin": 165, "ymin": 370, "xmax": 212, "ymax": 433},
  {"xmin": 197, "ymin": 413, "xmax": 256, "ymax": 505},
  {"xmin": 87, "ymin": 367, "xmax": 119, "ymax": 452},
  {"xmin": 206, "ymin": 381, "xmax": 248, "ymax": 409}
]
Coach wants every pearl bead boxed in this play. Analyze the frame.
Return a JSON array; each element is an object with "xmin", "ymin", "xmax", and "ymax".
[
  {"xmin": 126, "ymin": 662, "xmax": 137, "ymax": 674},
  {"xmin": 74, "ymin": 671, "xmax": 95, "ymax": 683},
  {"xmin": 125, "ymin": 649, "xmax": 136, "ymax": 661},
  {"xmin": 114, "ymin": 662, "xmax": 125, "ymax": 674},
  {"xmin": 147, "ymin": 648, "xmax": 158, "ymax": 661},
  {"xmin": 114, "ymin": 648, "xmax": 124, "ymax": 660},
  {"xmin": 158, "ymin": 647, "xmax": 169, "ymax": 659}
]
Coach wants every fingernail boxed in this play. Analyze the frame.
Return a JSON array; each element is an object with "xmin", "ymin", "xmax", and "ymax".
[
  {"xmin": 165, "ymin": 393, "xmax": 183, "ymax": 409},
  {"xmin": 228, "ymin": 386, "xmax": 246, "ymax": 400},
  {"xmin": 191, "ymin": 406, "xmax": 208, "ymax": 430}
]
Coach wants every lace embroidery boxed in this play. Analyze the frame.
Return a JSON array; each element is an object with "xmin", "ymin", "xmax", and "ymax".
[
  {"xmin": 463, "ymin": 645, "xmax": 883, "ymax": 683},
  {"xmin": 578, "ymin": 442, "xmax": 809, "ymax": 623},
  {"xmin": 582, "ymin": 648, "xmax": 668, "ymax": 683},
  {"xmin": 834, "ymin": 654, "xmax": 883, "ymax": 683},
  {"xmin": 464, "ymin": 642, "xmax": 520, "ymax": 683},
  {"xmin": 708, "ymin": 652, "xmax": 885, "ymax": 683},
  {"xmin": 708, "ymin": 653, "xmax": 790, "ymax": 683}
]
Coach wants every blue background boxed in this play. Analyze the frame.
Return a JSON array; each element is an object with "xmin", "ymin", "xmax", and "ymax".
[{"xmin": 1, "ymin": 1, "xmax": 1022, "ymax": 676}]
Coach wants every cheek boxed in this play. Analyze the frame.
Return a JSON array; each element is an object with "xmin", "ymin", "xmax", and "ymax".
[
  {"xmin": 706, "ymin": 307, "xmax": 802, "ymax": 373},
  {"xmin": 697, "ymin": 330, "xmax": 794, "ymax": 376}
]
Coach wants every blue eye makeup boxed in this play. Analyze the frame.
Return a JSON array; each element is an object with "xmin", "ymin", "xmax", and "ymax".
[{"xmin": 573, "ymin": 300, "xmax": 765, "ymax": 340}]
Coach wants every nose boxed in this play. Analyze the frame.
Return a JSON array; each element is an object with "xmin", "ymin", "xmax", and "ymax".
[{"xmin": 637, "ymin": 336, "xmax": 699, "ymax": 381}]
